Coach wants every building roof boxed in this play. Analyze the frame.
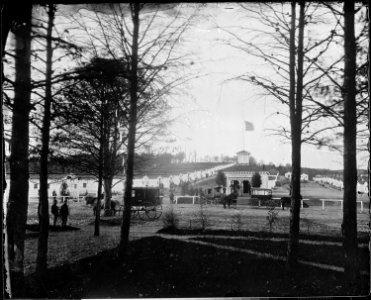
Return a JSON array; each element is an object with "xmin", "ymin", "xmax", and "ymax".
[
  {"xmin": 134, "ymin": 162, "xmax": 229, "ymax": 177},
  {"xmin": 222, "ymin": 164, "xmax": 269, "ymax": 173},
  {"xmin": 6, "ymin": 173, "xmax": 124, "ymax": 180},
  {"xmin": 237, "ymin": 150, "xmax": 250, "ymax": 154}
]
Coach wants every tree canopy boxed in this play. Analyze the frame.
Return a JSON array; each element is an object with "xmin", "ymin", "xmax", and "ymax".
[{"xmin": 251, "ymin": 172, "xmax": 262, "ymax": 188}]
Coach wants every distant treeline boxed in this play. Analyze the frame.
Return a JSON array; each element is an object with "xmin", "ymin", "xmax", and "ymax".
[
  {"xmin": 24, "ymin": 152, "xmax": 228, "ymax": 176},
  {"xmin": 19, "ymin": 154, "xmax": 367, "ymax": 180}
]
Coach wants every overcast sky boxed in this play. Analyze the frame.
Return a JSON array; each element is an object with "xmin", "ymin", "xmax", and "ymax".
[
  {"xmin": 154, "ymin": 3, "xmax": 368, "ymax": 170},
  {"xmin": 60, "ymin": 2, "xmax": 367, "ymax": 170}
]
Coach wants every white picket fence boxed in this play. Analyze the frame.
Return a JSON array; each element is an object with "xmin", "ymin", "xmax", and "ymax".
[
  {"xmin": 320, "ymin": 198, "xmax": 366, "ymax": 212},
  {"xmin": 174, "ymin": 195, "xmax": 200, "ymax": 205}
]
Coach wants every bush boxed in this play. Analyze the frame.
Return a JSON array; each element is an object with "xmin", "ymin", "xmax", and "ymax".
[
  {"xmin": 266, "ymin": 203, "xmax": 279, "ymax": 232},
  {"xmin": 162, "ymin": 206, "xmax": 180, "ymax": 229},
  {"xmin": 251, "ymin": 172, "xmax": 262, "ymax": 188},
  {"xmin": 191, "ymin": 204, "xmax": 209, "ymax": 231},
  {"xmin": 60, "ymin": 181, "xmax": 70, "ymax": 196},
  {"xmin": 231, "ymin": 211, "xmax": 243, "ymax": 231},
  {"xmin": 215, "ymin": 171, "xmax": 227, "ymax": 187}
]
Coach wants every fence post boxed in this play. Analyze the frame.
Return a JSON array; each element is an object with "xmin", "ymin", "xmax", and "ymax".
[
  {"xmin": 322, "ymin": 199, "xmax": 325, "ymax": 210},
  {"xmin": 360, "ymin": 201, "xmax": 363, "ymax": 212}
]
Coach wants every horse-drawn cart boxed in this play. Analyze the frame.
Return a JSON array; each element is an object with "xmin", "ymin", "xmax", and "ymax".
[
  {"xmin": 129, "ymin": 187, "xmax": 163, "ymax": 220},
  {"xmin": 251, "ymin": 188, "xmax": 273, "ymax": 206}
]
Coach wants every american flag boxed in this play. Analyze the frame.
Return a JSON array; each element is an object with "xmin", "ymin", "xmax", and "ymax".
[{"xmin": 244, "ymin": 121, "xmax": 254, "ymax": 131}]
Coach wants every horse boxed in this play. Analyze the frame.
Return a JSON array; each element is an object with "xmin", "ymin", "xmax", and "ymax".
[
  {"xmin": 280, "ymin": 195, "xmax": 303, "ymax": 210},
  {"xmin": 221, "ymin": 193, "xmax": 238, "ymax": 209},
  {"xmin": 93, "ymin": 200, "xmax": 119, "ymax": 216}
]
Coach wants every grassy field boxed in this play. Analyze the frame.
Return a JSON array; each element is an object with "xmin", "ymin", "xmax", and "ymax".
[
  {"xmin": 18, "ymin": 181, "xmax": 370, "ymax": 297},
  {"xmin": 274, "ymin": 181, "xmax": 368, "ymax": 200}
]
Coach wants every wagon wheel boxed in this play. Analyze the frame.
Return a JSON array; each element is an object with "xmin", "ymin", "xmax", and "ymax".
[
  {"xmin": 154, "ymin": 204, "xmax": 163, "ymax": 219},
  {"xmin": 137, "ymin": 206, "xmax": 148, "ymax": 220},
  {"xmin": 130, "ymin": 206, "xmax": 140, "ymax": 219},
  {"xmin": 139, "ymin": 202, "xmax": 162, "ymax": 220}
]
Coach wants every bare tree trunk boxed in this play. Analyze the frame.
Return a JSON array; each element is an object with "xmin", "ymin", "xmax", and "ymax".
[
  {"xmin": 94, "ymin": 119, "xmax": 104, "ymax": 236},
  {"xmin": 2, "ymin": 6, "xmax": 18, "ymax": 298},
  {"xmin": 36, "ymin": 5, "xmax": 55, "ymax": 281},
  {"xmin": 118, "ymin": 3, "xmax": 140, "ymax": 262},
  {"xmin": 103, "ymin": 106, "xmax": 120, "ymax": 216},
  {"xmin": 103, "ymin": 177, "xmax": 113, "ymax": 214},
  {"xmin": 103, "ymin": 116, "xmax": 112, "ymax": 216},
  {"xmin": 6, "ymin": 4, "xmax": 32, "ymax": 297},
  {"xmin": 342, "ymin": 0, "xmax": 359, "ymax": 291},
  {"xmin": 94, "ymin": 171, "xmax": 103, "ymax": 236},
  {"xmin": 94, "ymin": 97, "xmax": 107, "ymax": 236},
  {"xmin": 1, "ymin": 3, "xmax": 12, "ymax": 194},
  {"xmin": 287, "ymin": 0, "xmax": 305, "ymax": 269}
]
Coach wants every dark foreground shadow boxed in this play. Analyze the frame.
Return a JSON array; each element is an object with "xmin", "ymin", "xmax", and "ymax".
[{"xmin": 24, "ymin": 234, "xmax": 369, "ymax": 298}]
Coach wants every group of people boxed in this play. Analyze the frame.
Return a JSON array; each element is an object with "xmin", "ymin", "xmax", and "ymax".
[{"xmin": 51, "ymin": 199, "xmax": 69, "ymax": 227}]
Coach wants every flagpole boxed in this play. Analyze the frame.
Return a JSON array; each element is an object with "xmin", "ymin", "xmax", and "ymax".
[{"xmin": 243, "ymin": 128, "xmax": 245, "ymax": 151}]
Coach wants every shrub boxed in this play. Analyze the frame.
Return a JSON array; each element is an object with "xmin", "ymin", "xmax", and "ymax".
[
  {"xmin": 251, "ymin": 172, "xmax": 262, "ymax": 188},
  {"xmin": 162, "ymin": 206, "xmax": 180, "ymax": 229},
  {"xmin": 266, "ymin": 202, "xmax": 279, "ymax": 232},
  {"xmin": 231, "ymin": 211, "xmax": 243, "ymax": 231},
  {"xmin": 215, "ymin": 171, "xmax": 227, "ymax": 187},
  {"xmin": 60, "ymin": 181, "xmax": 70, "ymax": 196},
  {"xmin": 191, "ymin": 204, "xmax": 209, "ymax": 231}
]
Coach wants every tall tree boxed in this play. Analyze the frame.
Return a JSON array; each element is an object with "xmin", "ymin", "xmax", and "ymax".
[
  {"xmin": 67, "ymin": 3, "xmax": 198, "ymax": 260},
  {"xmin": 223, "ymin": 2, "xmax": 341, "ymax": 267},
  {"xmin": 299, "ymin": 3, "xmax": 368, "ymax": 155},
  {"xmin": 286, "ymin": 0, "xmax": 305, "ymax": 268},
  {"xmin": 5, "ymin": 4, "xmax": 32, "ymax": 297},
  {"xmin": 53, "ymin": 56, "xmax": 129, "ymax": 234},
  {"xmin": 36, "ymin": 4, "xmax": 55, "ymax": 280},
  {"xmin": 223, "ymin": 3, "xmax": 346, "ymax": 149},
  {"xmin": 94, "ymin": 96, "xmax": 105, "ymax": 236},
  {"xmin": 341, "ymin": 0, "xmax": 360, "ymax": 290},
  {"xmin": 3, "ymin": 5, "xmax": 84, "ymax": 293},
  {"xmin": 118, "ymin": 3, "xmax": 141, "ymax": 262}
]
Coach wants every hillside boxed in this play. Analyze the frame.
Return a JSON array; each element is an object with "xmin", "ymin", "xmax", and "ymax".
[{"xmin": 17, "ymin": 157, "xmax": 368, "ymax": 180}]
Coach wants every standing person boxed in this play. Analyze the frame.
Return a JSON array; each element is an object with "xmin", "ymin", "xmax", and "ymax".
[
  {"xmin": 52, "ymin": 190, "xmax": 57, "ymax": 202},
  {"xmin": 60, "ymin": 200, "xmax": 69, "ymax": 227},
  {"xmin": 221, "ymin": 193, "xmax": 227, "ymax": 209},
  {"xmin": 169, "ymin": 192, "xmax": 174, "ymax": 204},
  {"xmin": 51, "ymin": 199, "xmax": 59, "ymax": 226}
]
